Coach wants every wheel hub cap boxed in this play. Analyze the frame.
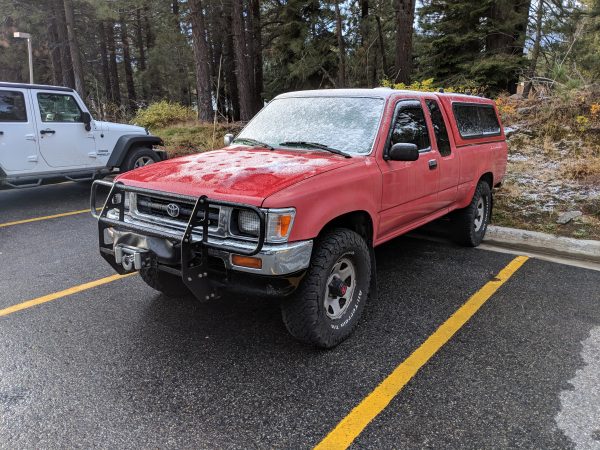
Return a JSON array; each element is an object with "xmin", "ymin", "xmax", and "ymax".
[
  {"xmin": 474, "ymin": 197, "xmax": 485, "ymax": 232},
  {"xmin": 324, "ymin": 257, "xmax": 356, "ymax": 320}
]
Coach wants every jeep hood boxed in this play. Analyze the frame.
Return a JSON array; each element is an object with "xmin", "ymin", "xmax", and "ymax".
[
  {"xmin": 95, "ymin": 120, "xmax": 146, "ymax": 135},
  {"xmin": 115, "ymin": 146, "xmax": 357, "ymax": 206}
]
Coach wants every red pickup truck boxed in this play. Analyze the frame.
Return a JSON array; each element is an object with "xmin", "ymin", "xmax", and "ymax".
[{"xmin": 92, "ymin": 88, "xmax": 507, "ymax": 348}]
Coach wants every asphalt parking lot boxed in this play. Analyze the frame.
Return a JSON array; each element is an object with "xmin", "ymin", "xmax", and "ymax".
[{"xmin": 1, "ymin": 182, "xmax": 599, "ymax": 449}]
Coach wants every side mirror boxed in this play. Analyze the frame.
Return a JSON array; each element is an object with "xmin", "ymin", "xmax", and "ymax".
[
  {"xmin": 224, "ymin": 133, "xmax": 234, "ymax": 146},
  {"xmin": 82, "ymin": 112, "xmax": 92, "ymax": 131},
  {"xmin": 387, "ymin": 143, "xmax": 419, "ymax": 161}
]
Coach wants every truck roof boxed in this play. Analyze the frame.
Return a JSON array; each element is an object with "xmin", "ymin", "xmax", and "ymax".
[
  {"xmin": 276, "ymin": 88, "xmax": 493, "ymax": 104},
  {"xmin": 0, "ymin": 82, "xmax": 75, "ymax": 93}
]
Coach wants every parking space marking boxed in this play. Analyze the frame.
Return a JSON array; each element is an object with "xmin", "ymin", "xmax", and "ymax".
[
  {"xmin": 0, "ymin": 209, "xmax": 96, "ymax": 228},
  {"xmin": 315, "ymin": 255, "xmax": 529, "ymax": 450},
  {"xmin": 0, "ymin": 273, "xmax": 135, "ymax": 318}
]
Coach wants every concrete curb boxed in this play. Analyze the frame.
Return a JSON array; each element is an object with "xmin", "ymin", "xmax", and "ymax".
[{"xmin": 484, "ymin": 225, "xmax": 600, "ymax": 263}]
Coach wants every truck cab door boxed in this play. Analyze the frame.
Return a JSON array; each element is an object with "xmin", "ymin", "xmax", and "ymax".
[
  {"xmin": 424, "ymin": 96, "xmax": 459, "ymax": 208},
  {"xmin": 32, "ymin": 89, "xmax": 97, "ymax": 168},
  {"xmin": 0, "ymin": 88, "xmax": 39, "ymax": 173},
  {"xmin": 377, "ymin": 99, "xmax": 441, "ymax": 237}
]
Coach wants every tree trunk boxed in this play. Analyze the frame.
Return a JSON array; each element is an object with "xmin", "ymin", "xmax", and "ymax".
[
  {"xmin": 232, "ymin": 0, "xmax": 255, "ymax": 121},
  {"xmin": 135, "ymin": 9, "xmax": 146, "ymax": 71},
  {"xmin": 360, "ymin": 0, "xmax": 371, "ymax": 86},
  {"xmin": 63, "ymin": 0, "xmax": 85, "ymax": 97},
  {"xmin": 393, "ymin": 0, "xmax": 415, "ymax": 84},
  {"xmin": 190, "ymin": 0, "xmax": 214, "ymax": 121},
  {"xmin": 522, "ymin": 0, "xmax": 544, "ymax": 98},
  {"xmin": 223, "ymin": 3, "xmax": 240, "ymax": 121},
  {"xmin": 250, "ymin": 0, "xmax": 263, "ymax": 110},
  {"xmin": 98, "ymin": 22, "xmax": 112, "ymax": 102},
  {"xmin": 106, "ymin": 22, "xmax": 122, "ymax": 105},
  {"xmin": 54, "ymin": 0, "xmax": 74, "ymax": 88},
  {"xmin": 376, "ymin": 15, "xmax": 387, "ymax": 79},
  {"xmin": 47, "ymin": 15, "xmax": 63, "ymax": 85},
  {"xmin": 119, "ymin": 12, "xmax": 137, "ymax": 110},
  {"xmin": 334, "ymin": 1, "xmax": 346, "ymax": 88}
]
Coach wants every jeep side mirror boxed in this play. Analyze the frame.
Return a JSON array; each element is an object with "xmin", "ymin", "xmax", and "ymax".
[
  {"xmin": 82, "ymin": 112, "xmax": 92, "ymax": 131},
  {"xmin": 387, "ymin": 143, "xmax": 419, "ymax": 161},
  {"xmin": 224, "ymin": 133, "xmax": 234, "ymax": 146}
]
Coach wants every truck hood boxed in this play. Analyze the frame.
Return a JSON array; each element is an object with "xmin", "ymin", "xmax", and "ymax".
[
  {"xmin": 94, "ymin": 120, "xmax": 146, "ymax": 135},
  {"xmin": 115, "ymin": 146, "xmax": 358, "ymax": 206}
]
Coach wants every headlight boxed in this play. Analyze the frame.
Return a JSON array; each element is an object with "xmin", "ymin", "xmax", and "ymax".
[
  {"xmin": 238, "ymin": 210, "xmax": 261, "ymax": 235},
  {"xmin": 233, "ymin": 208, "xmax": 295, "ymax": 243}
]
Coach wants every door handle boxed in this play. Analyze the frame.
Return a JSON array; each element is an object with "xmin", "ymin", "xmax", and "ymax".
[
  {"xmin": 428, "ymin": 159, "xmax": 438, "ymax": 170},
  {"xmin": 0, "ymin": 131, "xmax": 3, "ymax": 135},
  {"xmin": 40, "ymin": 129, "xmax": 56, "ymax": 135}
]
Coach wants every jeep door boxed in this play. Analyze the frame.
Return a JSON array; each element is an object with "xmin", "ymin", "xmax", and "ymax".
[
  {"xmin": 377, "ymin": 99, "xmax": 441, "ymax": 237},
  {"xmin": 0, "ymin": 88, "xmax": 39, "ymax": 173},
  {"xmin": 32, "ymin": 89, "xmax": 97, "ymax": 168}
]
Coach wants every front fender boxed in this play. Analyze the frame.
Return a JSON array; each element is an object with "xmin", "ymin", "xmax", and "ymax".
[
  {"xmin": 107, "ymin": 135, "xmax": 165, "ymax": 168},
  {"xmin": 262, "ymin": 158, "xmax": 382, "ymax": 243}
]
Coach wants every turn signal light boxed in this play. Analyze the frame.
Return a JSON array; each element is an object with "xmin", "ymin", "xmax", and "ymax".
[
  {"xmin": 232, "ymin": 255, "xmax": 263, "ymax": 269},
  {"xmin": 276, "ymin": 214, "xmax": 293, "ymax": 238}
]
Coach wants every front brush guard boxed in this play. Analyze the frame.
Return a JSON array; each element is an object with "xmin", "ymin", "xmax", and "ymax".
[{"xmin": 91, "ymin": 180, "xmax": 266, "ymax": 300}]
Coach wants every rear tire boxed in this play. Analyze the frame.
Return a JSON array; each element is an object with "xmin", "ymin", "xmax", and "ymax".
[
  {"xmin": 281, "ymin": 228, "xmax": 371, "ymax": 348},
  {"xmin": 121, "ymin": 147, "xmax": 160, "ymax": 172},
  {"xmin": 139, "ymin": 267, "xmax": 192, "ymax": 298},
  {"xmin": 452, "ymin": 181, "xmax": 492, "ymax": 247}
]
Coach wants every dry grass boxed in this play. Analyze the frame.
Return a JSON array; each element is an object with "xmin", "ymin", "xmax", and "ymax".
[{"xmin": 155, "ymin": 121, "xmax": 244, "ymax": 158}]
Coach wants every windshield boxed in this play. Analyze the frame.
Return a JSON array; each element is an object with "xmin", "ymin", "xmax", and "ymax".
[{"xmin": 235, "ymin": 96, "xmax": 384, "ymax": 155}]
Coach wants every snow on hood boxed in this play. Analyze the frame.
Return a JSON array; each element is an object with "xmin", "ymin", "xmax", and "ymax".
[{"xmin": 115, "ymin": 146, "xmax": 358, "ymax": 206}]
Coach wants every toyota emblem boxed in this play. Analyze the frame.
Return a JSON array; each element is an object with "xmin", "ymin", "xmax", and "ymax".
[{"xmin": 166, "ymin": 203, "xmax": 180, "ymax": 218}]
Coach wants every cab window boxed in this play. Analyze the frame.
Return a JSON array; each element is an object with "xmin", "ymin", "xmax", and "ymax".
[
  {"xmin": 37, "ymin": 93, "xmax": 83, "ymax": 123},
  {"xmin": 426, "ymin": 99, "xmax": 451, "ymax": 156},
  {"xmin": 0, "ymin": 90, "xmax": 27, "ymax": 122},
  {"xmin": 390, "ymin": 103, "xmax": 430, "ymax": 151}
]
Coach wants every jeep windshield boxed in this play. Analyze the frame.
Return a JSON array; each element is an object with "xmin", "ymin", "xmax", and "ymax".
[{"xmin": 234, "ymin": 96, "xmax": 385, "ymax": 155}]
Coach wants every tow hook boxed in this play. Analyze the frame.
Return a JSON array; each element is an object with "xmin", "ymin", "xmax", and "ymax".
[{"xmin": 114, "ymin": 244, "xmax": 151, "ymax": 271}]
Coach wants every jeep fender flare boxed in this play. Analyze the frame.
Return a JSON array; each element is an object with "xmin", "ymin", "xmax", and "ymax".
[{"xmin": 107, "ymin": 135, "xmax": 166, "ymax": 169}]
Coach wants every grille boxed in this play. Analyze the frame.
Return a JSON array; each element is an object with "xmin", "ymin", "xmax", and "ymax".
[{"xmin": 136, "ymin": 195, "xmax": 220, "ymax": 227}]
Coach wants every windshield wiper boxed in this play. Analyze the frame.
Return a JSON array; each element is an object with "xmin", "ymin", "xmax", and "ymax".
[
  {"xmin": 232, "ymin": 137, "xmax": 274, "ymax": 150},
  {"xmin": 279, "ymin": 141, "xmax": 352, "ymax": 158}
]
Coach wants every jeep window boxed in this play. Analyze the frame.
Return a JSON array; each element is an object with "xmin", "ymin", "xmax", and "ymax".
[
  {"xmin": 426, "ymin": 99, "xmax": 451, "ymax": 156},
  {"xmin": 453, "ymin": 103, "xmax": 501, "ymax": 139},
  {"xmin": 235, "ymin": 96, "xmax": 384, "ymax": 155},
  {"xmin": 390, "ymin": 103, "xmax": 430, "ymax": 151},
  {"xmin": 0, "ymin": 90, "xmax": 27, "ymax": 122},
  {"xmin": 37, "ymin": 93, "xmax": 83, "ymax": 123}
]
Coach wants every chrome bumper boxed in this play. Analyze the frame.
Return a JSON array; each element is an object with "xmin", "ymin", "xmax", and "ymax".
[{"xmin": 105, "ymin": 226, "xmax": 313, "ymax": 276}]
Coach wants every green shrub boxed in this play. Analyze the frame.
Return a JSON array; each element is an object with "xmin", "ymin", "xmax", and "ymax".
[{"xmin": 132, "ymin": 101, "xmax": 196, "ymax": 130}]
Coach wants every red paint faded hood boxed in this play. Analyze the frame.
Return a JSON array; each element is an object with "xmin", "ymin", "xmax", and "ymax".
[{"xmin": 115, "ymin": 147, "xmax": 357, "ymax": 206}]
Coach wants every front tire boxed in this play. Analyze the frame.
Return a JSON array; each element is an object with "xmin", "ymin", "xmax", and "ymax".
[
  {"xmin": 139, "ymin": 267, "xmax": 192, "ymax": 298},
  {"xmin": 121, "ymin": 147, "xmax": 160, "ymax": 172},
  {"xmin": 281, "ymin": 228, "xmax": 372, "ymax": 348},
  {"xmin": 453, "ymin": 181, "xmax": 492, "ymax": 247}
]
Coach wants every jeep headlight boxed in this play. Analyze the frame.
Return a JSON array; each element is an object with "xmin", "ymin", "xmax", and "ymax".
[{"xmin": 234, "ymin": 208, "xmax": 295, "ymax": 243}]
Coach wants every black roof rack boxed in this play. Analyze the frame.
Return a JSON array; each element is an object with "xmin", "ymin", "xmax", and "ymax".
[{"xmin": 0, "ymin": 82, "xmax": 74, "ymax": 93}]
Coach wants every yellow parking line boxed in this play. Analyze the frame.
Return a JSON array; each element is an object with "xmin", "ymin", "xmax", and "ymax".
[
  {"xmin": 315, "ymin": 255, "xmax": 529, "ymax": 450},
  {"xmin": 0, "ymin": 208, "xmax": 97, "ymax": 228},
  {"xmin": 0, "ymin": 273, "xmax": 135, "ymax": 318}
]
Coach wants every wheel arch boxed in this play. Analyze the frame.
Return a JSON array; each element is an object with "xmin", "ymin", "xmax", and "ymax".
[
  {"xmin": 107, "ymin": 135, "xmax": 165, "ymax": 169},
  {"xmin": 318, "ymin": 210, "xmax": 375, "ymax": 245}
]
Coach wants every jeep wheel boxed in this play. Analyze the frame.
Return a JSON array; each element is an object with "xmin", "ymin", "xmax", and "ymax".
[
  {"xmin": 281, "ymin": 228, "xmax": 371, "ymax": 348},
  {"xmin": 453, "ymin": 181, "xmax": 492, "ymax": 247},
  {"xmin": 122, "ymin": 147, "xmax": 160, "ymax": 172},
  {"xmin": 139, "ymin": 267, "xmax": 192, "ymax": 298}
]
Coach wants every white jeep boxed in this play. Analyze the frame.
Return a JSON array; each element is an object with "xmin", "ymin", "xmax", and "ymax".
[{"xmin": 0, "ymin": 82, "xmax": 166, "ymax": 189}]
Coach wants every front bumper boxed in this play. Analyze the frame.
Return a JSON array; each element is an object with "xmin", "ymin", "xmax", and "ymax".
[
  {"xmin": 104, "ymin": 226, "xmax": 313, "ymax": 276},
  {"xmin": 91, "ymin": 180, "xmax": 312, "ymax": 299}
]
